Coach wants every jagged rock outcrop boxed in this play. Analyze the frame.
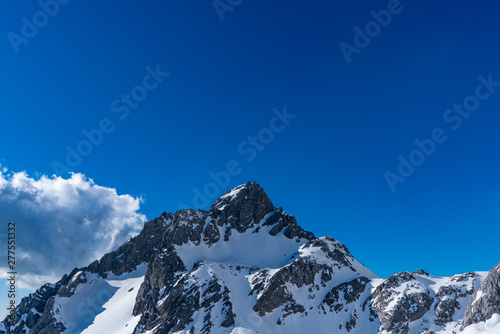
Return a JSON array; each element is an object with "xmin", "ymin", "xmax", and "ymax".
[
  {"xmin": 366, "ymin": 269, "xmax": 484, "ymax": 334},
  {"xmin": 209, "ymin": 181, "xmax": 314, "ymax": 242},
  {"xmin": 0, "ymin": 269, "xmax": 80, "ymax": 334},
  {"xmin": 85, "ymin": 212, "xmax": 171, "ymax": 277},
  {"xmin": 462, "ymin": 262, "xmax": 500, "ymax": 330},
  {"xmin": 433, "ymin": 272, "xmax": 476, "ymax": 325},
  {"xmin": 322, "ymin": 277, "xmax": 371, "ymax": 313},
  {"xmin": 369, "ymin": 272, "xmax": 434, "ymax": 334},
  {"xmin": 251, "ymin": 237, "xmax": 373, "ymax": 320}
]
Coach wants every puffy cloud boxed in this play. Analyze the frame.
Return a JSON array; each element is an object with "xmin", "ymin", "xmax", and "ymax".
[{"xmin": 0, "ymin": 166, "xmax": 146, "ymax": 289}]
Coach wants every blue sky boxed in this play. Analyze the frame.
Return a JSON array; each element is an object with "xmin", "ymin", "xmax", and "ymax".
[{"xmin": 1, "ymin": 0, "xmax": 500, "ymax": 315}]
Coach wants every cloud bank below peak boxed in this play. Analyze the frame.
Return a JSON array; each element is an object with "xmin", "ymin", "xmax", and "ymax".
[{"xmin": 0, "ymin": 166, "xmax": 146, "ymax": 289}]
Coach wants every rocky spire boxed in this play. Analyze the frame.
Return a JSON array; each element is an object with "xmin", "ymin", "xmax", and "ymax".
[
  {"xmin": 210, "ymin": 181, "xmax": 276, "ymax": 232},
  {"xmin": 462, "ymin": 262, "xmax": 500, "ymax": 330}
]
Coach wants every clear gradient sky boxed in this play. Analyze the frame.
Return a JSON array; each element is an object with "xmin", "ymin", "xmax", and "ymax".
[{"xmin": 1, "ymin": 0, "xmax": 500, "ymax": 304}]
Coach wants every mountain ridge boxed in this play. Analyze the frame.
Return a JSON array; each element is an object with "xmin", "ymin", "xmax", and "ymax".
[{"xmin": 1, "ymin": 181, "xmax": 499, "ymax": 334}]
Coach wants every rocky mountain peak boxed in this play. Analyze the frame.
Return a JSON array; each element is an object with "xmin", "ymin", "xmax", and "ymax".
[
  {"xmin": 210, "ymin": 181, "xmax": 275, "ymax": 231},
  {"xmin": 211, "ymin": 181, "xmax": 272, "ymax": 210},
  {"xmin": 155, "ymin": 182, "xmax": 313, "ymax": 250}
]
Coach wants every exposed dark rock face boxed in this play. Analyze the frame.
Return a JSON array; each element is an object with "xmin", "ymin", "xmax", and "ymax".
[
  {"xmin": 264, "ymin": 208, "xmax": 315, "ymax": 241},
  {"xmin": 251, "ymin": 236, "xmax": 372, "ymax": 328},
  {"xmin": 146, "ymin": 266, "xmax": 202, "ymax": 334},
  {"xmin": 303, "ymin": 237, "xmax": 357, "ymax": 271},
  {"xmin": 434, "ymin": 272, "xmax": 476, "ymax": 325},
  {"xmin": 251, "ymin": 256, "xmax": 314, "ymax": 317},
  {"xmin": 369, "ymin": 272, "xmax": 434, "ymax": 334},
  {"xmin": 134, "ymin": 262, "xmax": 241, "ymax": 334},
  {"xmin": 85, "ymin": 212, "xmax": 171, "ymax": 277},
  {"xmin": 322, "ymin": 277, "xmax": 374, "ymax": 332},
  {"xmin": 210, "ymin": 181, "xmax": 314, "ymax": 242},
  {"xmin": 27, "ymin": 296, "xmax": 67, "ymax": 334},
  {"xmin": 57, "ymin": 271, "xmax": 88, "ymax": 298},
  {"xmin": 131, "ymin": 209, "xmax": 208, "ymax": 326},
  {"xmin": 210, "ymin": 181, "xmax": 276, "ymax": 235},
  {"xmin": 322, "ymin": 277, "xmax": 371, "ymax": 313},
  {"xmin": 0, "ymin": 268, "xmax": 80, "ymax": 334},
  {"xmin": 462, "ymin": 262, "xmax": 500, "ymax": 330},
  {"xmin": 132, "ymin": 248, "xmax": 187, "ymax": 330}
]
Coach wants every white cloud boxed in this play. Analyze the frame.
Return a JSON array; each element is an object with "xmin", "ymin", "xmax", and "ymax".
[{"xmin": 0, "ymin": 166, "xmax": 146, "ymax": 290}]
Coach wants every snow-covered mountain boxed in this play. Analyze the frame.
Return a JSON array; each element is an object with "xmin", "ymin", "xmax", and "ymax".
[{"xmin": 1, "ymin": 181, "xmax": 499, "ymax": 334}]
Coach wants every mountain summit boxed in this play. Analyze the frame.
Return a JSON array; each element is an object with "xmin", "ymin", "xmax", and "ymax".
[{"xmin": 2, "ymin": 182, "xmax": 499, "ymax": 334}]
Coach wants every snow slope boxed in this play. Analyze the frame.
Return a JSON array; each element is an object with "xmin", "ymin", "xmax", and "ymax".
[{"xmin": 52, "ymin": 266, "xmax": 146, "ymax": 334}]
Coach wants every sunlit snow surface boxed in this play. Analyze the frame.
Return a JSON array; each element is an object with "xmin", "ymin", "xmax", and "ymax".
[
  {"xmin": 52, "ymin": 265, "xmax": 146, "ymax": 334},
  {"xmin": 175, "ymin": 221, "xmax": 307, "ymax": 270},
  {"xmin": 461, "ymin": 314, "xmax": 500, "ymax": 334}
]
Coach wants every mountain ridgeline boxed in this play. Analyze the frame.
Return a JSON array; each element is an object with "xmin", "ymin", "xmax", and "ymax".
[{"xmin": 1, "ymin": 181, "xmax": 499, "ymax": 334}]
